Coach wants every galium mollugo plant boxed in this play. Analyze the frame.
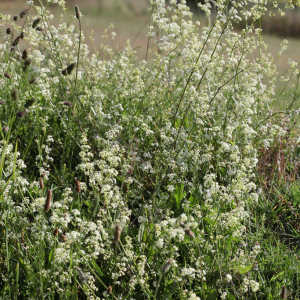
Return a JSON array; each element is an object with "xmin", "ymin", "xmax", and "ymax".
[{"xmin": 0, "ymin": 0, "xmax": 300, "ymax": 299}]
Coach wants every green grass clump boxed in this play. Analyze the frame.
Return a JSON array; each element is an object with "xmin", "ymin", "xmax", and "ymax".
[{"xmin": 0, "ymin": 0, "xmax": 300, "ymax": 299}]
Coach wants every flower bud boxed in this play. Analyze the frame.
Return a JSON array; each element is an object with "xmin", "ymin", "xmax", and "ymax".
[
  {"xmin": 39, "ymin": 177, "xmax": 44, "ymax": 189},
  {"xmin": 20, "ymin": 8, "xmax": 30, "ymax": 19},
  {"xmin": 162, "ymin": 259, "xmax": 172, "ymax": 273},
  {"xmin": 11, "ymin": 89, "xmax": 18, "ymax": 101},
  {"xmin": 53, "ymin": 227, "xmax": 58, "ymax": 236},
  {"xmin": 32, "ymin": 18, "xmax": 41, "ymax": 28},
  {"xmin": 13, "ymin": 15, "xmax": 17, "ymax": 22},
  {"xmin": 114, "ymin": 224, "xmax": 122, "ymax": 242},
  {"xmin": 12, "ymin": 35, "xmax": 21, "ymax": 46},
  {"xmin": 75, "ymin": 178, "xmax": 81, "ymax": 193},
  {"xmin": 75, "ymin": 5, "xmax": 82, "ymax": 19},
  {"xmin": 22, "ymin": 49, "xmax": 28, "ymax": 60},
  {"xmin": 107, "ymin": 286, "xmax": 112, "ymax": 295},
  {"xmin": 6, "ymin": 28, "xmax": 11, "ymax": 34},
  {"xmin": 44, "ymin": 189, "xmax": 52, "ymax": 212},
  {"xmin": 63, "ymin": 101, "xmax": 72, "ymax": 107},
  {"xmin": 16, "ymin": 111, "xmax": 26, "ymax": 118}
]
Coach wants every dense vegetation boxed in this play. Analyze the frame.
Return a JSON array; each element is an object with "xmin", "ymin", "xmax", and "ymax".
[{"xmin": 1, "ymin": 0, "xmax": 300, "ymax": 299}]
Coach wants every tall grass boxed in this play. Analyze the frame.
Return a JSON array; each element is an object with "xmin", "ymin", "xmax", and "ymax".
[{"xmin": 0, "ymin": 0, "xmax": 300, "ymax": 299}]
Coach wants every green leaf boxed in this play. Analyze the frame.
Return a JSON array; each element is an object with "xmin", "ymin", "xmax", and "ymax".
[{"xmin": 238, "ymin": 264, "xmax": 253, "ymax": 274}]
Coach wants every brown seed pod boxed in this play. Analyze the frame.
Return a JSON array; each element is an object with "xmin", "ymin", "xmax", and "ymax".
[
  {"xmin": 75, "ymin": 179, "xmax": 81, "ymax": 193},
  {"xmin": 61, "ymin": 234, "xmax": 66, "ymax": 242},
  {"xmin": 6, "ymin": 28, "xmax": 11, "ymax": 34},
  {"xmin": 162, "ymin": 259, "xmax": 173, "ymax": 273},
  {"xmin": 20, "ymin": 8, "xmax": 30, "ymax": 19},
  {"xmin": 32, "ymin": 18, "xmax": 41, "ymax": 28},
  {"xmin": 75, "ymin": 5, "xmax": 82, "ymax": 19},
  {"xmin": 13, "ymin": 15, "xmax": 17, "ymax": 22},
  {"xmin": 39, "ymin": 177, "xmax": 44, "ymax": 189},
  {"xmin": 114, "ymin": 224, "xmax": 122, "ymax": 242},
  {"xmin": 36, "ymin": 27, "xmax": 43, "ymax": 32},
  {"xmin": 44, "ymin": 189, "xmax": 52, "ymax": 212},
  {"xmin": 22, "ymin": 49, "xmax": 28, "ymax": 60},
  {"xmin": 53, "ymin": 227, "xmax": 58, "ymax": 236},
  {"xmin": 20, "ymin": 32, "xmax": 25, "ymax": 39},
  {"xmin": 106, "ymin": 286, "xmax": 112, "ymax": 295},
  {"xmin": 4, "ymin": 73, "xmax": 10, "ymax": 79},
  {"xmin": 11, "ymin": 89, "xmax": 18, "ymax": 101}
]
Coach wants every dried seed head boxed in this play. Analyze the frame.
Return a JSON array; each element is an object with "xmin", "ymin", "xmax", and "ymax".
[
  {"xmin": 44, "ymin": 189, "xmax": 52, "ymax": 212},
  {"xmin": 4, "ymin": 73, "xmax": 10, "ymax": 79},
  {"xmin": 11, "ymin": 89, "xmax": 18, "ymax": 101},
  {"xmin": 53, "ymin": 227, "xmax": 58, "ymax": 236},
  {"xmin": 6, "ymin": 28, "xmax": 11, "ymax": 34},
  {"xmin": 24, "ymin": 98, "xmax": 35, "ymax": 108},
  {"xmin": 74, "ymin": 266, "xmax": 88, "ymax": 284},
  {"xmin": 13, "ymin": 15, "xmax": 17, "ymax": 21},
  {"xmin": 75, "ymin": 5, "xmax": 82, "ymax": 19},
  {"xmin": 39, "ymin": 177, "xmax": 44, "ymax": 189},
  {"xmin": 16, "ymin": 111, "xmax": 26, "ymax": 118},
  {"xmin": 22, "ymin": 49, "xmax": 28, "ymax": 60},
  {"xmin": 20, "ymin": 8, "xmax": 30, "ymax": 18},
  {"xmin": 114, "ymin": 224, "xmax": 122, "ymax": 242},
  {"xmin": 3, "ymin": 127, "xmax": 9, "ymax": 133},
  {"xmin": 280, "ymin": 286, "xmax": 288, "ymax": 299},
  {"xmin": 32, "ymin": 18, "xmax": 41, "ymax": 28},
  {"xmin": 162, "ymin": 259, "xmax": 173, "ymax": 273},
  {"xmin": 29, "ymin": 78, "xmax": 36, "ymax": 84},
  {"xmin": 36, "ymin": 27, "xmax": 43, "ymax": 32},
  {"xmin": 61, "ymin": 234, "xmax": 66, "ymax": 242},
  {"xmin": 107, "ymin": 286, "xmax": 112, "ymax": 295},
  {"xmin": 20, "ymin": 32, "xmax": 25, "ymax": 39},
  {"xmin": 63, "ymin": 101, "xmax": 72, "ymax": 107},
  {"xmin": 12, "ymin": 35, "xmax": 21, "ymax": 46}
]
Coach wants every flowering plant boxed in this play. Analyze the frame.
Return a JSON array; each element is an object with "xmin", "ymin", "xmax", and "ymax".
[{"xmin": 0, "ymin": 0, "xmax": 299, "ymax": 299}]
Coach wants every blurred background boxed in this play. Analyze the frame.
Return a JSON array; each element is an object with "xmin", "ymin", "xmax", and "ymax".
[{"xmin": 0, "ymin": 0, "xmax": 299, "ymax": 74}]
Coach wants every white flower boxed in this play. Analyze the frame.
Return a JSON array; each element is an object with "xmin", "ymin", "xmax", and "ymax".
[{"xmin": 155, "ymin": 238, "xmax": 164, "ymax": 248}]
